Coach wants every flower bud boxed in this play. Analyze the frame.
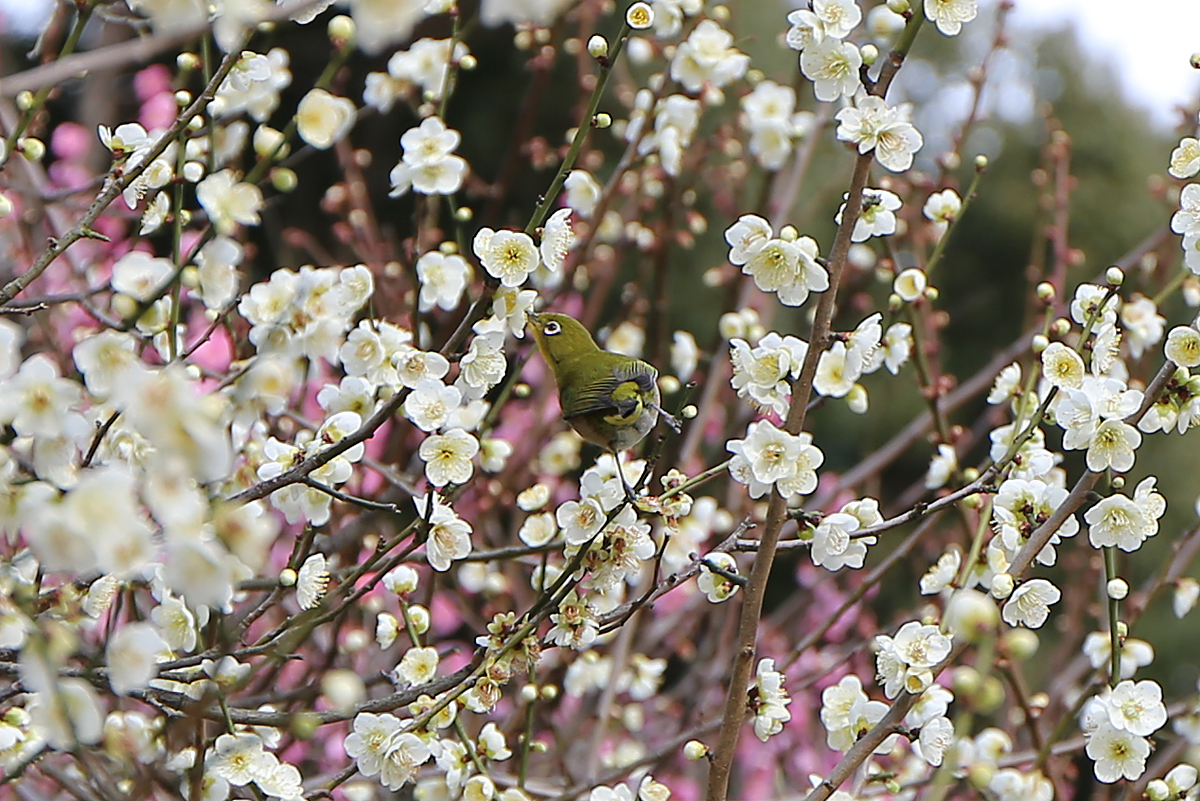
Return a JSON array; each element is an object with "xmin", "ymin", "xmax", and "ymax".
[
  {"xmin": 974, "ymin": 154, "xmax": 989, "ymax": 170},
  {"xmin": 1106, "ymin": 266, "xmax": 1124, "ymax": 286},
  {"xmin": 1000, "ymin": 631, "xmax": 1038, "ymax": 664},
  {"xmin": 593, "ymin": 112, "xmax": 612, "ymax": 128},
  {"xmin": 271, "ymin": 167, "xmax": 298, "ymax": 193},
  {"xmin": 18, "ymin": 138, "xmax": 45, "ymax": 162},
  {"xmin": 860, "ymin": 44, "xmax": 878, "ymax": 65},
  {"xmin": 886, "ymin": 0, "xmax": 910, "ymax": 12},
  {"xmin": 587, "ymin": 35, "xmax": 609, "ymax": 59},
  {"xmin": 177, "ymin": 52, "xmax": 201, "ymax": 71},
  {"xmin": 990, "ymin": 573, "xmax": 1015, "ymax": 600},
  {"xmin": 945, "ymin": 589, "xmax": 999, "ymax": 642},
  {"xmin": 280, "ymin": 568, "xmax": 297, "ymax": 586},
  {"xmin": 328, "ymin": 15, "xmax": 356, "ymax": 46},
  {"xmin": 175, "ymin": 90, "xmax": 192, "ymax": 107},
  {"xmin": 15, "ymin": 91, "xmax": 34, "ymax": 111},
  {"xmin": 1106, "ymin": 578, "xmax": 1129, "ymax": 600},
  {"xmin": 1031, "ymin": 334, "xmax": 1049, "ymax": 352},
  {"xmin": 1146, "ymin": 779, "xmax": 1171, "ymax": 801},
  {"xmin": 521, "ymin": 684, "xmax": 539, "ymax": 702},
  {"xmin": 684, "ymin": 740, "xmax": 710, "ymax": 760},
  {"xmin": 408, "ymin": 604, "xmax": 431, "ymax": 635},
  {"xmin": 460, "ymin": 54, "xmax": 478, "ymax": 70},
  {"xmin": 893, "ymin": 268, "xmax": 927, "ymax": 301}
]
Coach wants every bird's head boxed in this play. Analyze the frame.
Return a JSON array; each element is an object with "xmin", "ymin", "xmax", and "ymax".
[{"xmin": 528, "ymin": 311, "xmax": 600, "ymax": 366}]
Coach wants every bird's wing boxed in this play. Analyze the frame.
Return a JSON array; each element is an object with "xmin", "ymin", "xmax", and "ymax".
[{"xmin": 560, "ymin": 355, "xmax": 658, "ymax": 419}]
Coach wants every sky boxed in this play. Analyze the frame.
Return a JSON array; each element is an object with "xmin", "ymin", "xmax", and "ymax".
[
  {"xmin": 1004, "ymin": 0, "xmax": 1200, "ymax": 127},
  {"xmin": 0, "ymin": 0, "xmax": 1198, "ymax": 125}
]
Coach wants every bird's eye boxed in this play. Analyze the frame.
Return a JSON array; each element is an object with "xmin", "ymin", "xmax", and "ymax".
[{"xmin": 544, "ymin": 321, "xmax": 561, "ymax": 335}]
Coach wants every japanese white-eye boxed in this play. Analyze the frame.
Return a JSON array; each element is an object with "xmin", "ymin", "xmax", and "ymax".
[{"xmin": 528, "ymin": 311, "xmax": 679, "ymax": 461}]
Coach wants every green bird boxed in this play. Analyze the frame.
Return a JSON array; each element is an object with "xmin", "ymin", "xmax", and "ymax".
[{"xmin": 528, "ymin": 311, "xmax": 680, "ymax": 492}]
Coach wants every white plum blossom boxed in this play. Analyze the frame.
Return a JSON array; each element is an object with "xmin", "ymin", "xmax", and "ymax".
[
  {"xmin": 539, "ymin": 207, "xmax": 576, "ymax": 277},
  {"xmin": 669, "ymin": 20, "xmax": 749, "ymax": 92},
  {"xmin": 800, "ymin": 39, "xmax": 862, "ymax": 102},
  {"xmin": 296, "ymin": 553, "xmax": 330, "ymax": 609},
  {"xmin": 923, "ymin": 189, "xmax": 962, "ymax": 237},
  {"xmin": 810, "ymin": 497, "xmax": 881, "ymax": 570},
  {"xmin": 750, "ymin": 658, "xmax": 792, "ymax": 741},
  {"xmin": 295, "ymin": 88, "xmax": 355, "ymax": 149},
  {"xmin": 106, "ymin": 622, "xmax": 167, "ymax": 695},
  {"xmin": 473, "ymin": 228, "xmax": 540, "ymax": 287},
  {"xmin": 564, "ymin": 170, "xmax": 602, "ymax": 218},
  {"xmin": 729, "ymin": 332, "xmax": 808, "ymax": 414},
  {"xmin": 1086, "ymin": 418, "xmax": 1141, "ymax": 472},
  {"xmin": 1106, "ymin": 680, "xmax": 1167, "ymax": 736},
  {"xmin": 875, "ymin": 621, "xmax": 952, "ymax": 698},
  {"xmin": 924, "ymin": 0, "xmax": 978, "ymax": 36},
  {"xmin": 1085, "ymin": 478, "xmax": 1165, "ymax": 551},
  {"xmin": 1071, "ymin": 283, "xmax": 1119, "ymax": 329},
  {"xmin": 925, "ymin": 443, "xmax": 957, "ymax": 489},
  {"xmin": 636, "ymin": 94, "xmax": 702, "ymax": 177},
  {"xmin": 698, "ymin": 552, "xmax": 740, "ymax": 602},
  {"xmin": 1086, "ymin": 722, "xmax": 1150, "ymax": 783},
  {"xmin": 1040, "ymin": 342, "xmax": 1085, "ymax": 389},
  {"xmin": 1165, "ymin": 325, "xmax": 1200, "ymax": 366},
  {"xmin": 1173, "ymin": 184, "xmax": 1200, "ymax": 237},
  {"xmin": 1001, "ymin": 579, "xmax": 1060, "ymax": 628},
  {"xmin": 1120, "ymin": 294, "xmax": 1165, "ymax": 358},
  {"xmin": 196, "ymin": 170, "xmax": 263, "ymax": 236},
  {"xmin": 1171, "ymin": 137, "xmax": 1200, "ymax": 179},
  {"xmin": 414, "ymin": 493, "xmax": 473, "ymax": 571},
  {"xmin": 388, "ymin": 37, "xmax": 469, "ymax": 100},
  {"xmin": 837, "ymin": 188, "xmax": 901, "ymax": 242},
  {"xmin": 403, "ymin": 379, "xmax": 463, "ymax": 432},
  {"xmin": 835, "ymin": 95, "xmax": 924, "ymax": 171},
  {"xmin": 0, "ymin": 352, "xmax": 81, "ymax": 434},
  {"xmin": 727, "ymin": 420, "xmax": 823, "ymax": 499},
  {"xmin": 920, "ymin": 548, "xmax": 962, "ymax": 595},
  {"xmin": 416, "ymin": 250, "xmax": 471, "ymax": 311},
  {"xmin": 389, "ymin": 116, "xmax": 468, "ymax": 196},
  {"xmin": 419, "ymin": 429, "xmax": 478, "ymax": 487},
  {"xmin": 916, "ymin": 716, "xmax": 955, "ymax": 766},
  {"xmin": 738, "ymin": 234, "xmax": 828, "ymax": 306}
]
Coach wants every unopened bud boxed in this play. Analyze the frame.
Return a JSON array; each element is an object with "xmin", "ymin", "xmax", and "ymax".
[
  {"xmin": 1106, "ymin": 266, "xmax": 1124, "ymax": 286},
  {"xmin": 18, "ymin": 138, "xmax": 44, "ymax": 162},
  {"xmin": 990, "ymin": 573, "xmax": 1014, "ymax": 600},
  {"xmin": 1036, "ymin": 281, "xmax": 1055, "ymax": 302},
  {"xmin": 1107, "ymin": 578, "xmax": 1129, "ymax": 600},
  {"xmin": 328, "ymin": 15, "xmax": 356, "ymax": 45},
  {"xmin": 1031, "ymin": 334, "xmax": 1049, "ymax": 353},
  {"xmin": 460, "ymin": 55, "xmax": 477, "ymax": 70},
  {"xmin": 15, "ymin": 91, "xmax": 34, "ymax": 111},
  {"xmin": 587, "ymin": 35, "xmax": 609, "ymax": 59},
  {"xmin": 886, "ymin": 0, "xmax": 910, "ymax": 13},
  {"xmin": 593, "ymin": 112, "xmax": 612, "ymax": 129},
  {"xmin": 683, "ymin": 740, "xmax": 710, "ymax": 760},
  {"xmin": 271, "ymin": 167, "xmax": 298, "ymax": 193},
  {"xmin": 177, "ymin": 52, "xmax": 201, "ymax": 71},
  {"xmin": 974, "ymin": 154, "xmax": 989, "ymax": 170}
]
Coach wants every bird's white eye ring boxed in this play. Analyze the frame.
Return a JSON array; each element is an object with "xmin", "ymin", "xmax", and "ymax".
[{"xmin": 544, "ymin": 321, "xmax": 561, "ymax": 335}]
